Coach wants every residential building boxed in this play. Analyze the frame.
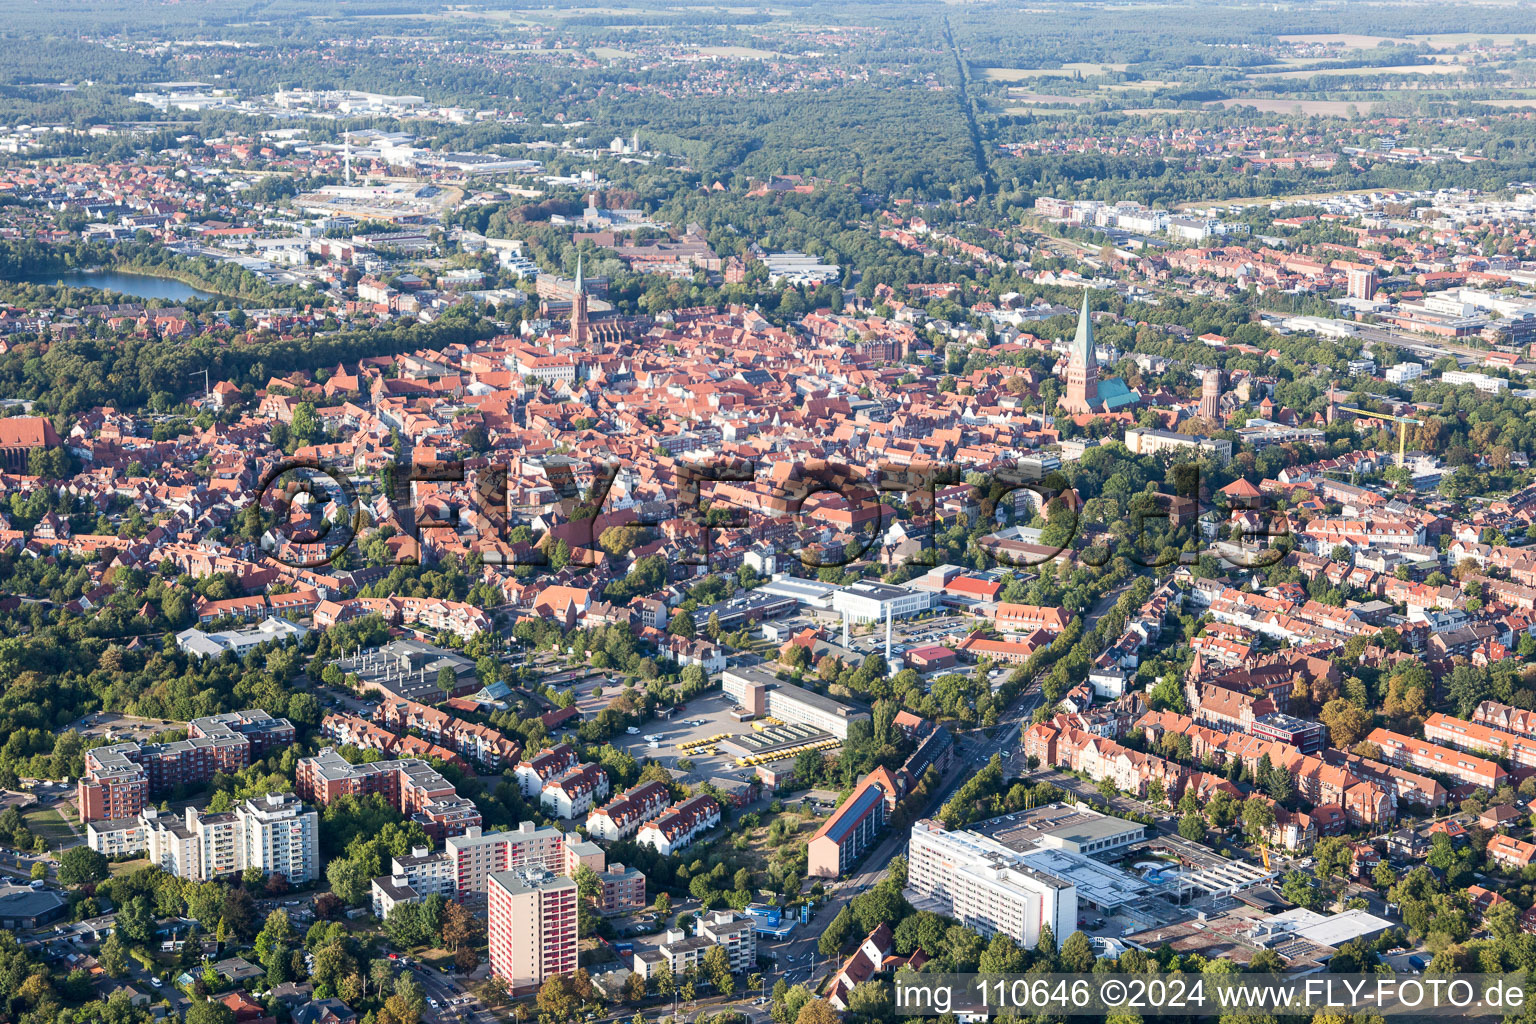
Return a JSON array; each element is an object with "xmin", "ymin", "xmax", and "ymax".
[
  {"xmin": 445, "ymin": 823, "xmax": 567, "ymax": 896},
  {"xmin": 540, "ymin": 763, "xmax": 610, "ymax": 819},
  {"xmin": 590, "ymin": 863, "xmax": 646, "ymax": 916},
  {"xmin": 636, "ymin": 795, "xmax": 721, "ymax": 856},
  {"xmin": 296, "ymin": 747, "xmax": 481, "ymax": 842},
  {"xmin": 236, "ymin": 794, "xmax": 319, "ymax": 884},
  {"xmin": 85, "ymin": 818, "xmax": 148, "ymax": 858},
  {"xmin": 487, "ymin": 869, "xmax": 579, "ymax": 995},
  {"xmin": 514, "ymin": 744, "xmax": 580, "ymax": 798},
  {"xmin": 1366, "ymin": 728, "xmax": 1509, "ymax": 790},
  {"xmin": 586, "ymin": 781, "xmax": 671, "ymax": 841},
  {"xmin": 807, "ymin": 771, "xmax": 899, "ymax": 878}
]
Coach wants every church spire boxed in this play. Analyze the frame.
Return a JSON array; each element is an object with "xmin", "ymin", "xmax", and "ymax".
[
  {"xmin": 1071, "ymin": 288, "xmax": 1096, "ymax": 371},
  {"xmin": 571, "ymin": 253, "xmax": 590, "ymax": 348}
]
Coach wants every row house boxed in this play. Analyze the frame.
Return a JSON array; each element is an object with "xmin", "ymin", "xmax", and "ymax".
[
  {"xmin": 514, "ymin": 744, "xmax": 580, "ymax": 798},
  {"xmin": 1319, "ymin": 749, "xmax": 1447, "ymax": 810},
  {"xmin": 320, "ymin": 713, "xmax": 470, "ymax": 774},
  {"xmin": 1366, "ymin": 727, "xmax": 1509, "ymax": 790},
  {"xmin": 1135, "ymin": 709, "xmax": 1394, "ymax": 828},
  {"xmin": 636, "ymin": 794, "xmax": 721, "ymax": 856},
  {"xmin": 1473, "ymin": 699, "xmax": 1536, "ymax": 738},
  {"xmin": 586, "ymin": 781, "xmax": 672, "ymax": 841},
  {"xmin": 1422, "ymin": 712, "xmax": 1536, "ymax": 771},
  {"xmin": 540, "ymin": 763, "xmax": 611, "ymax": 819},
  {"xmin": 373, "ymin": 699, "xmax": 521, "ymax": 770}
]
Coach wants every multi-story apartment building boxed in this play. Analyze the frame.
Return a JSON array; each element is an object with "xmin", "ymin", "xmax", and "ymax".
[
  {"xmin": 445, "ymin": 823, "xmax": 567, "ymax": 896},
  {"xmin": 85, "ymin": 817, "xmax": 148, "ymax": 857},
  {"xmin": 636, "ymin": 795, "xmax": 721, "ymax": 856},
  {"xmin": 514, "ymin": 744, "xmax": 579, "ymax": 798},
  {"xmin": 590, "ymin": 863, "xmax": 646, "ymax": 916},
  {"xmin": 138, "ymin": 794, "xmax": 319, "ymax": 884},
  {"xmin": 1367, "ymin": 727, "xmax": 1510, "ymax": 790},
  {"xmin": 77, "ymin": 710, "xmax": 295, "ymax": 821},
  {"xmin": 296, "ymin": 747, "xmax": 482, "ymax": 842},
  {"xmin": 633, "ymin": 912, "xmax": 755, "ymax": 979},
  {"xmin": 585, "ymin": 781, "xmax": 672, "ymax": 841},
  {"xmin": 236, "ymin": 793, "xmax": 319, "ymax": 884},
  {"xmin": 1423, "ymin": 713, "xmax": 1536, "ymax": 771},
  {"xmin": 487, "ymin": 869, "xmax": 579, "ymax": 995},
  {"xmin": 540, "ymin": 763, "xmax": 609, "ymax": 820},
  {"xmin": 907, "ymin": 820, "xmax": 1075, "ymax": 951},
  {"xmin": 697, "ymin": 910, "xmax": 757, "ymax": 972},
  {"xmin": 808, "ymin": 770, "xmax": 898, "ymax": 878}
]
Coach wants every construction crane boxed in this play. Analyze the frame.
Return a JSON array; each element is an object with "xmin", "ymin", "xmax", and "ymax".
[{"xmin": 1339, "ymin": 406, "xmax": 1423, "ymax": 466}]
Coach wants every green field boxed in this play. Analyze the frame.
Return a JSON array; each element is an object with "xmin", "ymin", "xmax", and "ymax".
[{"xmin": 23, "ymin": 808, "xmax": 76, "ymax": 850}]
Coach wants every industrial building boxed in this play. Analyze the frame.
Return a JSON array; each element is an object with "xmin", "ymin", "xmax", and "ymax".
[{"xmin": 721, "ymin": 664, "xmax": 870, "ymax": 739}]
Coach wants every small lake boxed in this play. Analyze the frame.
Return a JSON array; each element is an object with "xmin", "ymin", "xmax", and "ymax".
[{"xmin": 16, "ymin": 268, "xmax": 218, "ymax": 302}]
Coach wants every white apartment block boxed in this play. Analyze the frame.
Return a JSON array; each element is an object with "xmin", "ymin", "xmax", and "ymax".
[
  {"xmin": 586, "ymin": 780, "xmax": 671, "ymax": 842},
  {"xmin": 142, "ymin": 796, "xmax": 319, "ymax": 884},
  {"xmin": 391, "ymin": 846, "xmax": 456, "ymax": 900},
  {"xmin": 539, "ymin": 763, "xmax": 609, "ymax": 820},
  {"xmin": 514, "ymin": 744, "xmax": 579, "ymax": 798},
  {"xmin": 698, "ymin": 910, "xmax": 757, "ymax": 972},
  {"xmin": 635, "ymin": 795, "xmax": 721, "ymax": 857},
  {"xmin": 633, "ymin": 914, "xmax": 755, "ymax": 980},
  {"xmin": 86, "ymin": 818, "xmax": 147, "ymax": 857},
  {"xmin": 1442, "ymin": 370, "xmax": 1509, "ymax": 394},
  {"xmin": 906, "ymin": 820, "xmax": 1075, "ymax": 950},
  {"xmin": 236, "ymin": 794, "xmax": 319, "ymax": 884},
  {"xmin": 445, "ymin": 822, "xmax": 567, "ymax": 896},
  {"xmin": 1385, "ymin": 362, "xmax": 1423, "ymax": 385}
]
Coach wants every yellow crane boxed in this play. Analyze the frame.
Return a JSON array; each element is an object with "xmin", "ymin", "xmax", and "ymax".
[{"xmin": 1339, "ymin": 406, "xmax": 1423, "ymax": 466}]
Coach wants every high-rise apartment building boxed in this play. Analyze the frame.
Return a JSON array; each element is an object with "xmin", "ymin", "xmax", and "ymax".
[
  {"xmin": 141, "ymin": 794, "xmax": 319, "ymax": 884},
  {"xmin": 487, "ymin": 869, "xmax": 579, "ymax": 995},
  {"xmin": 236, "ymin": 793, "xmax": 319, "ymax": 884}
]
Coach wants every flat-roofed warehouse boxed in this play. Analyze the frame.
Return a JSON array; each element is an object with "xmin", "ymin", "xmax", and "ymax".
[
  {"xmin": 974, "ymin": 804, "xmax": 1147, "ymax": 858},
  {"xmin": 722, "ymin": 665, "xmax": 870, "ymax": 740}
]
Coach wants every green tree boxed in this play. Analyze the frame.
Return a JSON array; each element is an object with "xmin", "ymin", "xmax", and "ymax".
[{"xmin": 57, "ymin": 846, "xmax": 107, "ymax": 886}]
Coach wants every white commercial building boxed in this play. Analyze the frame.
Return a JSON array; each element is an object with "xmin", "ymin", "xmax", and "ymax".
[
  {"xmin": 906, "ymin": 820, "xmax": 1076, "ymax": 950},
  {"xmin": 1442, "ymin": 370, "xmax": 1509, "ymax": 394},
  {"xmin": 721, "ymin": 665, "xmax": 871, "ymax": 739},
  {"xmin": 1384, "ymin": 362, "xmax": 1423, "ymax": 385},
  {"xmin": 828, "ymin": 581, "xmax": 933, "ymax": 625},
  {"xmin": 174, "ymin": 616, "xmax": 308, "ymax": 659}
]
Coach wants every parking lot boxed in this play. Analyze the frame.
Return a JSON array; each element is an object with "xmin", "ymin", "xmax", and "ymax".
[
  {"xmin": 608, "ymin": 691, "xmax": 816, "ymax": 786},
  {"xmin": 65, "ymin": 712, "xmax": 184, "ymax": 744}
]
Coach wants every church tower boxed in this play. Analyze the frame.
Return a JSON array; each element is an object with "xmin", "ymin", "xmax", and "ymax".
[
  {"xmin": 1058, "ymin": 289, "xmax": 1100, "ymax": 416},
  {"xmin": 571, "ymin": 254, "xmax": 590, "ymax": 348}
]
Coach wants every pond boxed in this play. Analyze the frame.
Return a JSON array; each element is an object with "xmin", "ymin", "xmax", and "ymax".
[{"xmin": 16, "ymin": 268, "xmax": 218, "ymax": 302}]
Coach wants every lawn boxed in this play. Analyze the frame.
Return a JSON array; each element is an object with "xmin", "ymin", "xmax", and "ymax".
[
  {"xmin": 23, "ymin": 808, "xmax": 76, "ymax": 850},
  {"xmin": 109, "ymin": 857, "xmax": 149, "ymax": 877}
]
